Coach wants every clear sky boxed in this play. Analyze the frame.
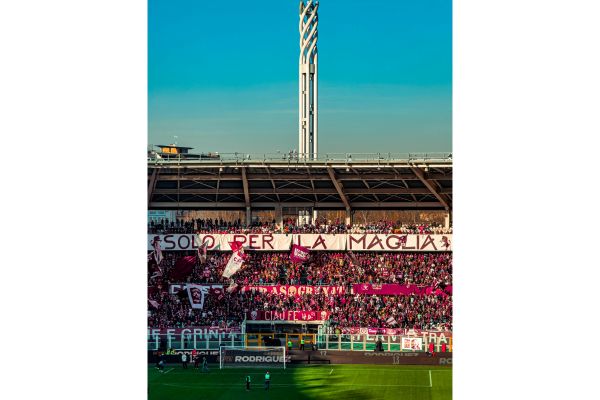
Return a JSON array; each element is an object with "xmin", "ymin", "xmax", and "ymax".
[{"xmin": 149, "ymin": 0, "xmax": 451, "ymax": 154}]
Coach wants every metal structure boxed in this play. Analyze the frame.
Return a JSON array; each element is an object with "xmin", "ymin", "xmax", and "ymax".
[
  {"xmin": 147, "ymin": 154, "xmax": 452, "ymax": 225},
  {"xmin": 299, "ymin": 0, "xmax": 319, "ymax": 159}
]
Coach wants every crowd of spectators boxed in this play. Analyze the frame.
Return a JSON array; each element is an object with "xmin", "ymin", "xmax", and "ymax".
[
  {"xmin": 148, "ymin": 250, "xmax": 452, "ymax": 330},
  {"xmin": 148, "ymin": 288, "xmax": 451, "ymax": 331},
  {"xmin": 148, "ymin": 218, "xmax": 452, "ymax": 235},
  {"xmin": 151, "ymin": 251, "xmax": 451, "ymax": 287}
]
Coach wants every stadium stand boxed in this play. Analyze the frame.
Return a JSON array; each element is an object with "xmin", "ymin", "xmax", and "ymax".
[{"xmin": 148, "ymin": 248, "xmax": 452, "ymax": 331}]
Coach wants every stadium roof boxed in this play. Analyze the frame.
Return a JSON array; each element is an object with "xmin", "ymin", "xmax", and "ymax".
[{"xmin": 148, "ymin": 153, "xmax": 452, "ymax": 211}]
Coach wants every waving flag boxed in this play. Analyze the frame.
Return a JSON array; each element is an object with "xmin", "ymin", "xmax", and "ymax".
[
  {"xmin": 148, "ymin": 299, "xmax": 160, "ymax": 309},
  {"xmin": 210, "ymin": 287, "xmax": 225, "ymax": 301},
  {"xmin": 386, "ymin": 316, "xmax": 397, "ymax": 326},
  {"xmin": 347, "ymin": 250, "xmax": 359, "ymax": 267},
  {"xmin": 186, "ymin": 284, "xmax": 210, "ymax": 309},
  {"xmin": 148, "ymin": 252, "xmax": 163, "ymax": 280},
  {"xmin": 196, "ymin": 235, "xmax": 208, "ymax": 263},
  {"xmin": 171, "ymin": 255, "xmax": 196, "ymax": 281},
  {"xmin": 290, "ymin": 244, "xmax": 310, "ymax": 263},
  {"xmin": 229, "ymin": 241, "xmax": 244, "ymax": 252},
  {"xmin": 151, "ymin": 236, "xmax": 163, "ymax": 265},
  {"xmin": 226, "ymin": 279, "xmax": 239, "ymax": 294},
  {"xmin": 222, "ymin": 251, "xmax": 245, "ymax": 278}
]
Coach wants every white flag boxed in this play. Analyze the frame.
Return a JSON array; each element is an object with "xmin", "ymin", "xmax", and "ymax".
[
  {"xmin": 196, "ymin": 234, "xmax": 208, "ymax": 263},
  {"xmin": 222, "ymin": 251, "xmax": 245, "ymax": 278},
  {"xmin": 386, "ymin": 316, "xmax": 397, "ymax": 326},
  {"xmin": 226, "ymin": 279, "xmax": 239, "ymax": 293},
  {"xmin": 152, "ymin": 236, "xmax": 163, "ymax": 264}
]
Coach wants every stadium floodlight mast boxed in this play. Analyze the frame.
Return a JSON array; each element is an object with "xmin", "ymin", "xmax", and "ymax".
[{"xmin": 298, "ymin": 0, "xmax": 319, "ymax": 160}]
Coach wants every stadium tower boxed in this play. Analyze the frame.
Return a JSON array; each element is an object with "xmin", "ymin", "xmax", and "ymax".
[{"xmin": 298, "ymin": 0, "xmax": 319, "ymax": 159}]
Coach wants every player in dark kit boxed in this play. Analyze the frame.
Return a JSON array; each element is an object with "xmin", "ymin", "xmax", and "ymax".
[
  {"xmin": 264, "ymin": 371, "xmax": 271, "ymax": 390},
  {"xmin": 245, "ymin": 375, "xmax": 251, "ymax": 391},
  {"xmin": 157, "ymin": 354, "xmax": 165, "ymax": 372}
]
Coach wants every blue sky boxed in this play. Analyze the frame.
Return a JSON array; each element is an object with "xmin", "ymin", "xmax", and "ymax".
[{"xmin": 149, "ymin": 0, "xmax": 451, "ymax": 154}]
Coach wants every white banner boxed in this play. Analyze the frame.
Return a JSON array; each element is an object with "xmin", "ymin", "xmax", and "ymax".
[
  {"xmin": 292, "ymin": 234, "xmax": 346, "ymax": 250},
  {"xmin": 148, "ymin": 234, "xmax": 452, "ymax": 252},
  {"xmin": 145, "ymin": 234, "xmax": 293, "ymax": 251},
  {"xmin": 346, "ymin": 234, "xmax": 452, "ymax": 252},
  {"xmin": 217, "ymin": 234, "xmax": 293, "ymax": 251},
  {"xmin": 169, "ymin": 284, "xmax": 223, "ymax": 295}
]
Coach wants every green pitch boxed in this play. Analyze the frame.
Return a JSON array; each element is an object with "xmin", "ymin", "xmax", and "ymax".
[{"xmin": 148, "ymin": 364, "xmax": 452, "ymax": 400}]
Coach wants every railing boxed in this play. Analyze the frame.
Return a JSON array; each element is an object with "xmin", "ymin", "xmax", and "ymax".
[
  {"xmin": 147, "ymin": 151, "xmax": 452, "ymax": 164},
  {"xmin": 317, "ymin": 333, "xmax": 451, "ymax": 352},
  {"xmin": 147, "ymin": 332, "xmax": 452, "ymax": 353},
  {"xmin": 147, "ymin": 333, "xmax": 245, "ymax": 351}
]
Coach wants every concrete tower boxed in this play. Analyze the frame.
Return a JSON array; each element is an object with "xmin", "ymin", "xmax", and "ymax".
[{"xmin": 299, "ymin": 0, "xmax": 319, "ymax": 159}]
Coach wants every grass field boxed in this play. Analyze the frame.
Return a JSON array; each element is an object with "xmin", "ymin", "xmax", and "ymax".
[{"xmin": 148, "ymin": 364, "xmax": 452, "ymax": 400}]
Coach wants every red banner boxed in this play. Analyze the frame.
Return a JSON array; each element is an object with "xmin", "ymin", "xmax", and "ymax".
[
  {"xmin": 352, "ymin": 283, "xmax": 450, "ymax": 296},
  {"xmin": 241, "ymin": 285, "xmax": 346, "ymax": 296},
  {"xmin": 246, "ymin": 310, "xmax": 331, "ymax": 322}
]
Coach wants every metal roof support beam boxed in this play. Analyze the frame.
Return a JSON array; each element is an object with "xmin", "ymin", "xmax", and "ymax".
[
  {"xmin": 352, "ymin": 167, "xmax": 380, "ymax": 202},
  {"xmin": 147, "ymin": 168, "xmax": 159, "ymax": 207},
  {"xmin": 265, "ymin": 166, "xmax": 281, "ymax": 203},
  {"xmin": 153, "ymin": 187, "xmax": 449, "ymax": 195},
  {"xmin": 327, "ymin": 167, "xmax": 352, "ymax": 221},
  {"xmin": 410, "ymin": 166, "xmax": 451, "ymax": 210},
  {"xmin": 241, "ymin": 167, "xmax": 251, "ymax": 225}
]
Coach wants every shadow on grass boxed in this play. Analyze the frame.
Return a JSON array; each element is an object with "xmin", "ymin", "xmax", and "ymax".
[{"xmin": 147, "ymin": 365, "xmax": 441, "ymax": 400}]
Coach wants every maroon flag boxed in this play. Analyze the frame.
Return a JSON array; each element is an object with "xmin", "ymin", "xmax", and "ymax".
[
  {"xmin": 170, "ymin": 255, "xmax": 196, "ymax": 281},
  {"xmin": 290, "ymin": 244, "xmax": 310, "ymax": 263},
  {"xmin": 148, "ymin": 299, "xmax": 160, "ymax": 309},
  {"xmin": 210, "ymin": 287, "xmax": 225, "ymax": 301}
]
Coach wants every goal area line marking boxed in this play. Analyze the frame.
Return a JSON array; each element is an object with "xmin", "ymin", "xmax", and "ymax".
[{"xmin": 429, "ymin": 370, "xmax": 433, "ymax": 387}]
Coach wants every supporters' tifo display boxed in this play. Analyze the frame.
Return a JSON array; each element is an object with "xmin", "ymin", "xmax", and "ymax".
[{"xmin": 148, "ymin": 228, "xmax": 452, "ymax": 331}]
